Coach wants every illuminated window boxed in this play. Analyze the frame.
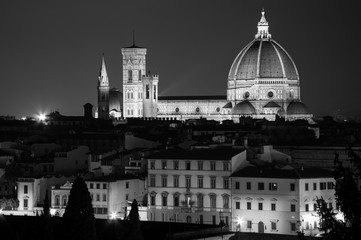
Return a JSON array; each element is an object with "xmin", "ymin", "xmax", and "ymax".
[{"xmin": 269, "ymin": 183, "xmax": 278, "ymax": 191}]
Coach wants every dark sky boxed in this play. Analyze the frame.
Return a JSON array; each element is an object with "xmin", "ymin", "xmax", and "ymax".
[{"xmin": 0, "ymin": 0, "xmax": 359, "ymax": 118}]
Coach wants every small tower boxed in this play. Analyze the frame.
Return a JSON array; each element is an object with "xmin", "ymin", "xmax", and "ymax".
[
  {"xmin": 142, "ymin": 71, "xmax": 159, "ymax": 118},
  {"xmin": 121, "ymin": 36, "xmax": 147, "ymax": 118},
  {"xmin": 255, "ymin": 9, "xmax": 271, "ymax": 39},
  {"xmin": 97, "ymin": 54, "xmax": 110, "ymax": 119}
]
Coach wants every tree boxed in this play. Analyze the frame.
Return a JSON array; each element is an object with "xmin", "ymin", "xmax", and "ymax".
[
  {"xmin": 316, "ymin": 149, "xmax": 361, "ymax": 239},
  {"xmin": 43, "ymin": 190, "xmax": 50, "ymax": 217},
  {"xmin": 126, "ymin": 199, "xmax": 142, "ymax": 240},
  {"xmin": 63, "ymin": 176, "xmax": 97, "ymax": 240}
]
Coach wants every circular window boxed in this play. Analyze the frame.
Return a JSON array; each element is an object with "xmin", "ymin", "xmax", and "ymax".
[
  {"xmin": 216, "ymin": 107, "xmax": 220, "ymax": 112},
  {"xmin": 175, "ymin": 107, "xmax": 179, "ymax": 113},
  {"xmin": 244, "ymin": 91, "xmax": 250, "ymax": 99},
  {"xmin": 196, "ymin": 107, "xmax": 200, "ymax": 113},
  {"xmin": 267, "ymin": 91, "xmax": 274, "ymax": 98}
]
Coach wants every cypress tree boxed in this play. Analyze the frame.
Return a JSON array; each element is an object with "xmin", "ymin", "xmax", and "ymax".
[
  {"xmin": 127, "ymin": 199, "xmax": 142, "ymax": 240},
  {"xmin": 63, "ymin": 176, "xmax": 97, "ymax": 240}
]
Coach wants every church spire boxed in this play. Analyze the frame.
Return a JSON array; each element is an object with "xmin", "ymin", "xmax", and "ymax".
[
  {"xmin": 98, "ymin": 54, "xmax": 109, "ymax": 87},
  {"xmin": 255, "ymin": 9, "xmax": 271, "ymax": 39}
]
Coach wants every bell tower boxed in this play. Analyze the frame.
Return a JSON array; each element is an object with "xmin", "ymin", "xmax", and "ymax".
[
  {"xmin": 97, "ymin": 54, "xmax": 110, "ymax": 119},
  {"xmin": 121, "ymin": 38, "xmax": 147, "ymax": 118}
]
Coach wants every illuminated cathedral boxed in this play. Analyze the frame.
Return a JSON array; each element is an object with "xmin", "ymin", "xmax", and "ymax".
[{"xmin": 96, "ymin": 10, "xmax": 313, "ymax": 122}]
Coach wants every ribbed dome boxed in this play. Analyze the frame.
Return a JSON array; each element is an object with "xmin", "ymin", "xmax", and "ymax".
[
  {"xmin": 229, "ymin": 39, "xmax": 298, "ymax": 80},
  {"xmin": 232, "ymin": 101, "xmax": 256, "ymax": 115},
  {"xmin": 287, "ymin": 101, "xmax": 308, "ymax": 115}
]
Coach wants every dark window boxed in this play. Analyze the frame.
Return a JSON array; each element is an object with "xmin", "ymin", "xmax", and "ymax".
[
  {"xmin": 314, "ymin": 203, "xmax": 318, "ymax": 211},
  {"xmin": 247, "ymin": 221, "xmax": 252, "ymax": 229},
  {"xmin": 174, "ymin": 161, "xmax": 178, "ymax": 170},
  {"xmin": 320, "ymin": 182, "xmax": 326, "ymax": 190},
  {"xmin": 103, "ymin": 184, "xmax": 107, "ymax": 189},
  {"xmin": 313, "ymin": 182, "xmax": 317, "ymax": 190},
  {"xmin": 126, "ymin": 182, "xmax": 129, "ymax": 189},
  {"xmin": 235, "ymin": 182, "xmax": 240, "ymax": 190},
  {"xmin": 154, "ymin": 86, "xmax": 156, "ymax": 100},
  {"xmin": 96, "ymin": 183, "xmax": 100, "ymax": 189},
  {"xmin": 236, "ymin": 201, "xmax": 240, "ymax": 209},
  {"xmin": 150, "ymin": 196, "xmax": 155, "ymax": 206},
  {"xmin": 146, "ymin": 85, "xmax": 150, "ymax": 99},
  {"xmin": 258, "ymin": 182, "xmax": 264, "ymax": 190},
  {"xmin": 305, "ymin": 204, "xmax": 309, "ymax": 212},
  {"xmin": 258, "ymin": 202, "xmax": 263, "ymax": 210},
  {"xmin": 162, "ymin": 161, "xmax": 167, "ymax": 169},
  {"xmin": 186, "ymin": 162, "xmax": 191, "ymax": 170},
  {"xmin": 198, "ymin": 161, "xmax": 203, "ymax": 170},
  {"xmin": 128, "ymin": 70, "xmax": 132, "ymax": 81},
  {"xmin": 24, "ymin": 199, "xmax": 28, "ymax": 208},
  {"xmin": 247, "ymin": 202, "xmax": 251, "ymax": 210},
  {"xmin": 162, "ymin": 195, "xmax": 167, "ymax": 206},
  {"xmin": 210, "ymin": 162, "xmax": 216, "ymax": 171},
  {"xmin": 210, "ymin": 177, "xmax": 216, "ymax": 189},
  {"xmin": 305, "ymin": 183, "xmax": 309, "ymax": 191},
  {"xmin": 174, "ymin": 195, "xmax": 179, "ymax": 207},
  {"xmin": 162, "ymin": 176, "xmax": 167, "ymax": 187},
  {"xmin": 290, "ymin": 183, "xmax": 295, "ymax": 191},
  {"xmin": 246, "ymin": 182, "xmax": 251, "ymax": 190},
  {"xmin": 90, "ymin": 183, "xmax": 93, "ymax": 189},
  {"xmin": 327, "ymin": 182, "xmax": 334, "ymax": 189},
  {"xmin": 24, "ymin": 185, "xmax": 28, "ymax": 194},
  {"xmin": 291, "ymin": 204, "xmax": 296, "ymax": 212},
  {"xmin": 271, "ymin": 203, "xmax": 276, "ymax": 211},
  {"xmin": 291, "ymin": 222, "xmax": 296, "ymax": 231}
]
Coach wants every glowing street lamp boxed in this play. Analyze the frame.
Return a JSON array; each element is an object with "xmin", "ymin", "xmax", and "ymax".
[
  {"xmin": 110, "ymin": 212, "xmax": 118, "ymax": 219},
  {"xmin": 38, "ymin": 113, "xmax": 47, "ymax": 121}
]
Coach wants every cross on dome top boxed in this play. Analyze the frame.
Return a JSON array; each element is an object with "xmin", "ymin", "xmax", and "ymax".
[{"xmin": 255, "ymin": 9, "xmax": 271, "ymax": 39}]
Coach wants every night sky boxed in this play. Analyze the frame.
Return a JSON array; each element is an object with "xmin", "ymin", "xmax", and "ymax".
[{"xmin": 0, "ymin": 0, "xmax": 359, "ymax": 118}]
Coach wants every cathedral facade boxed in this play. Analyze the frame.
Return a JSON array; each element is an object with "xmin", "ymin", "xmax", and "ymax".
[{"xmin": 96, "ymin": 11, "xmax": 313, "ymax": 122}]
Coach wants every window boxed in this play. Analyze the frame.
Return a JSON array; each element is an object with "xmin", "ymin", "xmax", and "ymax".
[
  {"xmin": 126, "ymin": 194, "xmax": 129, "ymax": 200},
  {"xmin": 162, "ymin": 176, "xmax": 167, "ymax": 187},
  {"xmin": 197, "ymin": 194, "xmax": 204, "ymax": 208},
  {"xmin": 128, "ymin": 70, "xmax": 132, "ymax": 81},
  {"xmin": 198, "ymin": 176, "xmax": 203, "ymax": 188},
  {"xmin": 173, "ymin": 175, "xmax": 179, "ymax": 188},
  {"xmin": 103, "ymin": 194, "xmax": 106, "ymax": 202},
  {"xmin": 305, "ymin": 183, "xmax": 309, "ymax": 191},
  {"xmin": 96, "ymin": 183, "xmax": 100, "ymax": 189},
  {"xmin": 290, "ymin": 183, "xmax": 295, "ymax": 191},
  {"xmin": 96, "ymin": 194, "xmax": 100, "ymax": 201},
  {"xmin": 210, "ymin": 177, "xmax": 216, "ymax": 189},
  {"xmin": 258, "ymin": 182, "xmax": 264, "ymax": 190},
  {"xmin": 212, "ymin": 215, "xmax": 216, "ymax": 225},
  {"xmin": 150, "ymin": 161, "xmax": 155, "ymax": 169},
  {"xmin": 223, "ymin": 195, "xmax": 229, "ymax": 209},
  {"xmin": 246, "ymin": 182, "xmax": 251, "ymax": 190},
  {"xmin": 162, "ymin": 161, "xmax": 167, "ymax": 169},
  {"xmin": 153, "ymin": 86, "xmax": 156, "ymax": 100},
  {"xmin": 210, "ymin": 195, "xmax": 216, "ymax": 208},
  {"xmin": 291, "ymin": 222, "xmax": 296, "ymax": 232},
  {"xmin": 186, "ymin": 162, "xmax": 191, "ymax": 170},
  {"xmin": 320, "ymin": 182, "xmax": 326, "ymax": 190},
  {"xmin": 327, "ymin": 182, "xmax": 334, "ymax": 189},
  {"xmin": 223, "ymin": 162, "xmax": 229, "ymax": 171},
  {"xmin": 162, "ymin": 193, "xmax": 168, "ymax": 206},
  {"xmin": 174, "ymin": 160, "xmax": 178, "ymax": 170},
  {"xmin": 328, "ymin": 202, "xmax": 333, "ymax": 209},
  {"xmin": 314, "ymin": 203, "xmax": 318, "ymax": 211},
  {"xmin": 103, "ymin": 184, "xmax": 107, "ymax": 189},
  {"xmin": 305, "ymin": 204, "xmax": 309, "ymax": 212},
  {"xmin": 271, "ymin": 203, "xmax": 276, "ymax": 211},
  {"xmin": 139, "ymin": 70, "xmax": 142, "ymax": 80},
  {"xmin": 291, "ymin": 204, "xmax": 296, "ymax": 212},
  {"xmin": 198, "ymin": 161, "xmax": 203, "ymax": 170},
  {"xmin": 174, "ymin": 194, "xmax": 180, "ymax": 207},
  {"xmin": 150, "ymin": 195, "xmax": 155, "ymax": 206},
  {"xmin": 235, "ymin": 182, "xmax": 240, "ymax": 190},
  {"xmin": 236, "ymin": 201, "xmax": 240, "ymax": 209},
  {"xmin": 223, "ymin": 178, "xmax": 229, "ymax": 189},
  {"xmin": 269, "ymin": 183, "xmax": 278, "ymax": 191},
  {"xmin": 313, "ymin": 182, "xmax": 317, "ymax": 190},
  {"xmin": 271, "ymin": 222, "xmax": 277, "ymax": 231},
  {"xmin": 258, "ymin": 202, "xmax": 263, "ymax": 210},
  {"xmin": 210, "ymin": 161, "xmax": 216, "ymax": 171},
  {"xmin": 24, "ymin": 199, "xmax": 28, "ymax": 209},
  {"xmin": 126, "ymin": 182, "xmax": 129, "ymax": 189},
  {"xmin": 247, "ymin": 202, "xmax": 251, "ymax": 210},
  {"xmin": 146, "ymin": 84, "xmax": 150, "ymax": 99},
  {"xmin": 247, "ymin": 221, "xmax": 252, "ymax": 229},
  {"xmin": 185, "ymin": 176, "xmax": 191, "ymax": 189},
  {"xmin": 150, "ymin": 175, "xmax": 155, "ymax": 187},
  {"xmin": 24, "ymin": 185, "xmax": 28, "ymax": 194}
]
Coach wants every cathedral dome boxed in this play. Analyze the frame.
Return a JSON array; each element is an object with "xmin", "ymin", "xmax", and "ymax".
[
  {"xmin": 232, "ymin": 101, "xmax": 256, "ymax": 115},
  {"xmin": 228, "ymin": 11, "xmax": 299, "ymax": 81},
  {"xmin": 287, "ymin": 101, "xmax": 308, "ymax": 115}
]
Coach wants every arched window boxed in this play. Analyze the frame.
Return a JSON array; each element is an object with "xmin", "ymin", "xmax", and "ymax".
[
  {"xmin": 55, "ymin": 195, "xmax": 60, "ymax": 206},
  {"xmin": 173, "ymin": 192, "xmax": 180, "ymax": 207},
  {"xmin": 161, "ymin": 192, "xmax": 169, "ymax": 207},
  {"xmin": 62, "ymin": 195, "xmax": 67, "ymax": 206},
  {"xmin": 149, "ymin": 191, "xmax": 157, "ymax": 206}
]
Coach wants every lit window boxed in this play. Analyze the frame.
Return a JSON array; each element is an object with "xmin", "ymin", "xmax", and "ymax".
[{"xmin": 269, "ymin": 183, "xmax": 278, "ymax": 191}]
